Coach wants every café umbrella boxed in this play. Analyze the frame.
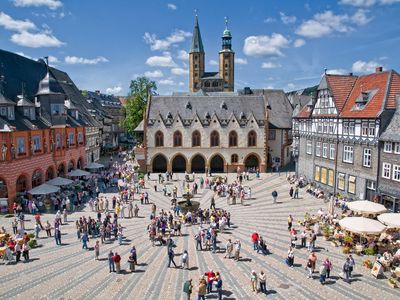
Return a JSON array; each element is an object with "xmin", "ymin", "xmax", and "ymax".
[
  {"xmin": 29, "ymin": 183, "xmax": 60, "ymax": 195},
  {"xmin": 46, "ymin": 177, "xmax": 74, "ymax": 186},
  {"xmin": 86, "ymin": 162, "xmax": 105, "ymax": 170},
  {"xmin": 68, "ymin": 169, "xmax": 91, "ymax": 177},
  {"xmin": 377, "ymin": 213, "xmax": 400, "ymax": 228},
  {"xmin": 347, "ymin": 200, "xmax": 387, "ymax": 215},
  {"xmin": 339, "ymin": 217, "xmax": 386, "ymax": 235}
]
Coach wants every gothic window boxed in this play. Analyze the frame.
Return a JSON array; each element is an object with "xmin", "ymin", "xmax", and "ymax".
[
  {"xmin": 210, "ymin": 131, "xmax": 219, "ymax": 147},
  {"xmin": 229, "ymin": 131, "xmax": 238, "ymax": 147},
  {"xmin": 173, "ymin": 131, "xmax": 182, "ymax": 147},
  {"xmin": 155, "ymin": 131, "xmax": 164, "ymax": 147},
  {"xmin": 192, "ymin": 130, "xmax": 201, "ymax": 147},
  {"xmin": 248, "ymin": 130, "xmax": 257, "ymax": 147},
  {"xmin": 231, "ymin": 154, "xmax": 239, "ymax": 163}
]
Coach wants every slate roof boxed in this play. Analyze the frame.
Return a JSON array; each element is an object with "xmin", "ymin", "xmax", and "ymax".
[
  {"xmin": 190, "ymin": 16, "xmax": 204, "ymax": 53},
  {"xmin": 201, "ymin": 72, "xmax": 220, "ymax": 79},
  {"xmin": 380, "ymin": 96, "xmax": 400, "ymax": 142},
  {"xmin": 147, "ymin": 94, "xmax": 266, "ymax": 126},
  {"xmin": 86, "ymin": 91, "xmax": 122, "ymax": 108}
]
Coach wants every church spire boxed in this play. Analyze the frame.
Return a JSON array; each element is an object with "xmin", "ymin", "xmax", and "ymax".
[{"xmin": 190, "ymin": 11, "xmax": 204, "ymax": 53}]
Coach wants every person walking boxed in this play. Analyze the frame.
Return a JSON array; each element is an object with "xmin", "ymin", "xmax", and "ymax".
[
  {"xmin": 342, "ymin": 257, "xmax": 351, "ymax": 283},
  {"xmin": 308, "ymin": 252, "xmax": 317, "ymax": 274},
  {"xmin": 259, "ymin": 270, "xmax": 267, "ymax": 294},
  {"xmin": 224, "ymin": 239, "xmax": 233, "ymax": 259},
  {"xmin": 81, "ymin": 232, "xmax": 89, "ymax": 250},
  {"xmin": 34, "ymin": 223, "xmax": 40, "ymax": 239},
  {"xmin": 287, "ymin": 246, "xmax": 294, "ymax": 267},
  {"xmin": 195, "ymin": 232, "xmax": 202, "ymax": 251},
  {"xmin": 289, "ymin": 186, "xmax": 294, "ymax": 199},
  {"xmin": 234, "ymin": 239, "xmax": 241, "ymax": 261},
  {"xmin": 108, "ymin": 250, "xmax": 115, "ymax": 273},
  {"xmin": 134, "ymin": 204, "xmax": 139, "ymax": 217},
  {"xmin": 113, "ymin": 252, "xmax": 121, "ymax": 273},
  {"xmin": 94, "ymin": 240, "xmax": 100, "ymax": 260},
  {"xmin": 287, "ymin": 215, "xmax": 293, "ymax": 231},
  {"xmin": 348, "ymin": 255, "xmax": 355, "ymax": 278},
  {"xmin": 204, "ymin": 270, "xmax": 215, "ymax": 294},
  {"xmin": 167, "ymin": 247, "xmax": 177, "ymax": 268},
  {"xmin": 251, "ymin": 232, "xmax": 259, "ymax": 251},
  {"xmin": 250, "ymin": 270, "xmax": 258, "ymax": 293},
  {"xmin": 294, "ymin": 186, "xmax": 299, "ymax": 199},
  {"xmin": 210, "ymin": 197, "xmax": 216, "ymax": 210},
  {"xmin": 22, "ymin": 242, "xmax": 30, "ymax": 261},
  {"xmin": 272, "ymin": 190, "xmax": 278, "ymax": 204},
  {"xmin": 181, "ymin": 250, "xmax": 189, "ymax": 269},
  {"xmin": 324, "ymin": 258, "xmax": 333, "ymax": 278},
  {"xmin": 45, "ymin": 221, "xmax": 52, "ymax": 237},
  {"xmin": 55, "ymin": 228, "xmax": 62, "ymax": 245},
  {"xmin": 183, "ymin": 278, "xmax": 193, "ymax": 300},
  {"xmin": 197, "ymin": 278, "xmax": 206, "ymax": 300},
  {"xmin": 319, "ymin": 263, "xmax": 327, "ymax": 284},
  {"xmin": 128, "ymin": 202, "xmax": 133, "ymax": 218},
  {"xmin": 15, "ymin": 242, "xmax": 22, "ymax": 263}
]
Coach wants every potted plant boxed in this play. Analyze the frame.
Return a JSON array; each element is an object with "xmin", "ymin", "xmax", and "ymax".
[
  {"xmin": 364, "ymin": 247, "xmax": 375, "ymax": 256},
  {"xmin": 322, "ymin": 224, "xmax": 330, "ymax": 241},
  {"xmin": 363, "ymin": 259, "xmax": 373, "ymax": 269},
  {"xmin": 342, "ymin": 246, "xmax": 351, "ymax": 254},
  {"xmin": 388, "ymin": 277, "xmax": 398, "ymax": 288},
  {"xmin": 343, "ymin": 235, "xmax": 353, "ymax": 247}
]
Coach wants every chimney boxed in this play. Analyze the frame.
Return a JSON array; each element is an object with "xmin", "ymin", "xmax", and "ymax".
[
  {"xmin": 375, "ymin": 67, "xmax": 383, "ymax": 73},
  {"xmin": 348, "ymin": 72, "xmax": 353, "ymax": 76}
]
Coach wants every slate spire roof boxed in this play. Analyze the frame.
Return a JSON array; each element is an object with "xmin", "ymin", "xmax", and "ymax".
[{"xmin": 190, "ymin": 15, "xmax": 204, "ymax": 53}]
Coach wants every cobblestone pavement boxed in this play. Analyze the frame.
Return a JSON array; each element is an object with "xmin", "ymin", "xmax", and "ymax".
[{"xmin": 0, "ymin": 172, "xmax": 398, "ymax": 300}]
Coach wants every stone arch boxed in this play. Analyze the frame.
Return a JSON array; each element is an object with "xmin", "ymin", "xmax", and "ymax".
[
  {"xmin": 77, "ymin": 156, "xmax": 84, "ymax": 169},
  {"xmin": 191, "ymin": 153, "xmax": 206, "ymax": 173},
  {"xmin": 32, "ymin": 168, "xmax": 44, "ymax": 188},
  {"xmin": 16, "ymin": 174, "xmax": 29, "ymax": 194},
  {"xmin": 68, "ymin": 160, "xmax": 75, "ymax": 172},
  {"xmin": 58, "ymin": 162, "xmax": 66, "ymax": 177},
  {"xmin": 171, "ymin": 153, "xmax": 187, "ymax": 173},
  {"xmin": 46, "ymin": 166, "xmax": 55, "ymax": 180},
  {"xmin": 244, "ymin": 153, "xmax": 261, "ymax": 171},
  {"xmin": 209, "ymin": 153, "xmax": 225, "ymax": 173},
  {"xmin": 152, "ymin": 153, "xmax": 168, "ymax": 173}
]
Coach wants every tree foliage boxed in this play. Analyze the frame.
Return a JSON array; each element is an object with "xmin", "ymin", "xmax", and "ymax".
[{"xmin": 122, "ymin": 76, "xmax": 157, "ymax": 134}]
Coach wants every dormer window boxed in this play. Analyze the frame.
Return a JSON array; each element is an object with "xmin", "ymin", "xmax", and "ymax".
[
  {"xmin": 205, "ymin": 112, "xmax": 211, "ymax": 119},
  {"xmin": 166, "ymin": 112, "xmax": 173, "ymax": 119},
  {"xmin": 220, "ymin": 102, "xmax": 227, "ymax": 110},
  {"xmin": 185, "ymin": 102, "xmax": 192, "ymax": 110},
  {"xmin": 240, "ymin": 112, "xmax": 246, "ymax": 120}
]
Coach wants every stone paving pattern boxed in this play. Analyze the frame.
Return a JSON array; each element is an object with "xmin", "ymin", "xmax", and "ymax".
[{"xmin": 0, "ymin": 173, "xmax": 398, "ymax": 300}]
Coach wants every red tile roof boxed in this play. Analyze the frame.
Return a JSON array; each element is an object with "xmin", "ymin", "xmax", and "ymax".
[
  {"xmin": 295, "ymin": 103, "xmax": 313, "ymax": 118},
  {"xmin": 326, "ymin": 74, "xmax": 357, "ymax": 112},
  {"xmin": 340, "ymin": 71, "xmax": 390, "ymax": 118},
  {"xmin": 386, "ymin": 71, "xmax": 400, "ymax": 109}
]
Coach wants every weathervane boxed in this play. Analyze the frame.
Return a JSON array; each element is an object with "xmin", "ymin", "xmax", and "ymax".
[
  {"xmin": 194, "ymin": 9, "xmax": 198, "ymax": 17},
  {"xmin": 225, "ymin": 16, "xmax": 229, "ymax": 29}
]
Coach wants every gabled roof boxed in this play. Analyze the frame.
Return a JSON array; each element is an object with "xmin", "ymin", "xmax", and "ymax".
[
  {"xmin": 386, "ymin": 71, "xmax": 400, "ymax": 109},
  {"xmin": 295, "ymin": 100, "xmax": 313, "ymax": 119},
  {"xmin": 190, "ymin": 15, "xmax": 204, "ymax": 53},
  {"xmin": 380, "ymin": 97, "xmax": 400, "ymax": 142},
  {"xmin": 340, "ymin": 71, "xmax": 397, "ymax": 118},
  {"xmin": 325, "ymin": 74, "xmax": 357, "ymax": 112}
]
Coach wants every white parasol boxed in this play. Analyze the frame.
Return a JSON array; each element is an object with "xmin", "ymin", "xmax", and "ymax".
[
  {"xmin": 347, "ymin": 200, "xmax": 387, "ymax": 215},
  {"xmin": 29, "ymin": 183, "xmax": 60, "ymax": 195},
  {"xmin": 46, "ymin": 177, "xmax": 74, "ymax": 186},
  {"xmin": 339, "ymin": 217, "xmax": 386, "ymax": 235},
  {"xmin": 377, "ymin": 213, "xmax": 400, "ymax": 228},
  {"xmin": 86, "ymin": 162, "xmax": 105, "ymax": 170},
  {"xmin": 68, "ymin": 169, "xmax": 91, "ymax": 177}
]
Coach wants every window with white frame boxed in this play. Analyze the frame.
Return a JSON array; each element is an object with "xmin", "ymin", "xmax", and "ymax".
[
  {"xmin": 17, "ymin": 137, "xmax": 25, "ymax": 154},
  {"xmin": 329, "ymin": 121, "xmax": 334, "ymax": 134},
  {"xmin": 384, "ymin": 142, "xmax": 392, "ymax": 153},
  {"xmin": 363, "ymin": 148, "xmax": 371, "ymax": 167},
  {"xmin": 368, "ymin": 123, "xmax": 375, "ymax": 137},
  {"xmin": 32, "ymin": 135, "xmax": 41, "ymax": 152},
  {"xmin": 323, "ymin": 121, "xmax": 328, "ymax": 133},
  {"xmin": 316, "ymin": 142, "xmax": 321, "ymax": 157},
  {"xmin": 343, "ymin": 145, "xmax": 353, "ymax": 163},
  {"xmin": 69, "ymin": 132, "xmax": 75, "ymax": 145},
  {"xmin": 307, "ymin": 120, "xmax": 312, "ymax": 132},
  {"xmin": 382, "ymin": 162, "xmax": 391, "ymax": 179},
  {"xmin": 394, "ymin": 142, "xmax": 400, "ymax": 154},
  {"xmin": 366, "ymin": 180, "xmax": 376, "ymax": 191},
  {"xmin": 306, "ymin": 140, "xmax": 312, "ymax": 154},
  {"xmin": 348, "ymin": 176, "xmax": 356, "ymax": 194},
  {"xmin": 361, "ymin": 122, "xmax": 368, "ymax": 136},
  {"xmin": 393, "ymin": 165, "xmax": 400, "ymax": 182},
  {"xmin": 317, "ymin": 121, "xmax": 322, "ymax": 133},
  {"xmin": 329, "ymin": 144, "xmax": 335, "ymax": 160},
  {"xmin": 343, "ymin": 122, "xmax": 349, "ymax": 135},
  {"xmin": 349, "ymin": 122, "xmax": 355, "ymax": 135},
  {"xmin": 338, "ymin": 173, "xmax": 345, "ymax": 190},
  {"xmin": 322, "ymin": 143, "xmax": 328, "ymax": 158}
]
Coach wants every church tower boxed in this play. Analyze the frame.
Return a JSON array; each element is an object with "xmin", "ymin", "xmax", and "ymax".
[
  {"xmin": 219, "ymin": 17, "xmax": 234, "ymax": 92},
  {"xmin": 189, "ymin": 14, "xmax": 205, "ymax": 92}
]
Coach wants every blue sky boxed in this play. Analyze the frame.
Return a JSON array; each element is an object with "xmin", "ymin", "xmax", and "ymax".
[{"xmin": 1, "ymin": 0, "xmax": 400, "ymax": 95}]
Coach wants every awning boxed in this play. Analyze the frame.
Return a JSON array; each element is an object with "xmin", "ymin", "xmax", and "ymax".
[
  {"xmin": 46, "ymin": 177, "xmax": 74, "ymax": 186},
  {"xmin": 347, "ymin": 200, "xmax": 387, "ymax": 215},
  {"xmin": 377, "ymin": 213, "xmax": 400, "ymax": 228},
  {"xmin": 29, "ymin": 183, "xmax": 60, "ymax": 195},
  {"xmin": 68, "ymin": 169, "xmax": 91, "ymax": 177},
  {"xmin": 339, "ymin": 217, "xmax": 386, "ymax": 235},
  {"xmin": 86, "ymin": 162, "xmax": 105, "ymax": 169}
]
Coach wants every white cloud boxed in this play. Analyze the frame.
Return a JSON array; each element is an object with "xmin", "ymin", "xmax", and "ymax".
[
  {"xmin": 295, "ymin": 10, "xmax": 372, "ymax": 39},
  {"xmin": 171, "ymin": 67, "xmax": 189, "ymax": 76},
  {"xmin": 13, "ymin": 0, "xmax": 62, "ymax": 10},
  {"xmin": 158, "ymin": 79, "xmax": 175, "ymax": 85},
  {"xmin": 326, "ymin": 69, "xmax": 348, "ymax": 75},
  {"xmin": 144, "ymin": 30, "xmax": 191, "ymax": 51},
  {"xmin": 65, "ymin": 56, "xmax": 109, "ymax": 65},
  {"xmin": 243, "ymin": 34, "xmax": 290, "ymax": 57},
  {"xmin": 235, "ymin": 58, "xmax": 248, "ymax": 65},
  {"xmin": 144, "ymin": 70, "xmax": 164, "ymax": 78},
  {"xmin": 177, "ymin": 50, "xmax": 189, "ymax": 60},
  {"xmin": 11, "ymin": 30, "xmax": 64, "ymax": 48},
  {"xmin": 167, "ymin": 3, "xmax": 177, "ymax": 10},
  {"xmin": 0, "ymin": 12, "xmax": 36, "ymax": 32},
  {"xmin": 106, "ymin": 85, "xmax": 122, "ymax": 95},
  {"xmin": 352, "ymin": 60, "xmax": 381, "ymax": 73},
  {"xmin": 287, "ymin": 83, "xmax": 296, "ymax": 89},
  {"xmin": 294, "ymin": 38, "xmax": 306, "ymax": 48},
  {"xmin": 16, "ymin": 51, "xmax": 33, "ymax": 59},
  {"xmin": 48, "ymin": 55, "xmax": 58, "ymax": 63},
  {"xmin": 280, "ymin": 12, "xmax": 297, "ymax": 24},
  {"xmin": 340, "ymin": 0, "xmax": 400, "ymax": 7},
  {"xmin": 146, "ymin": 53, "xmax": 177, "ymax": 67},
  {"xmin": 264, "ymin": 17, "xmax": 276, "ymax": 23},
  {"xmin": 208, "ymin": 60, "xmax": 218, "ymax": 65},
  {"xmin": 261, "ymin": 62, "xmax": 282, "ymax": 69}
]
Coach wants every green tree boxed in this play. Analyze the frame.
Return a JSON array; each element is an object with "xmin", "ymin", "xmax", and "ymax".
[{"xmin": 122, "ymin": 76, "xmax": 157, "ymax": 134}]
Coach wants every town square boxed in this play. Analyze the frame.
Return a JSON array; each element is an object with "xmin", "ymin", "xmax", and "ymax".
[{"xmin": 0, "ymin": 0, "xmax": 400, "ymax": 299}]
